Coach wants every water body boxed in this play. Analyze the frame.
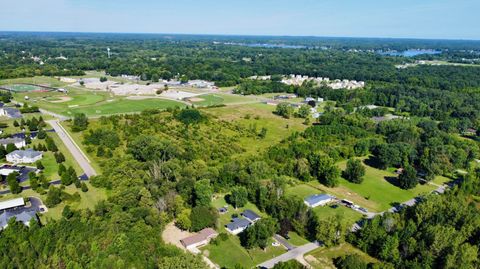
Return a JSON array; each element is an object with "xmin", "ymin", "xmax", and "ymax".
[{"xmin": 380, "ymin": 49, "xmax": 442, "ymax": 57}]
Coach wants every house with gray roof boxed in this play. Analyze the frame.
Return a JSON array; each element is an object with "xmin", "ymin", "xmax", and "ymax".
[
  {"xmin": 6, "ymin": 149, "xmax": 43, "ymax": 164},
  {"xmin": 225, "ymin": 217, "xmax": 251, "ymax": 235},
  {"xmin": 0, "ymin": 210, "xmax": 37, "ymax": 229},
  {"xmin": 242, "ymin": 209, "xmax": 261, "ymax": 223},
  {"xmin": 304, "ymin": 194, "xmax": 336, "ymax": 208},
  {"xmin": 0, "ymin": 137, "xmax": 26, "ymax": 149}
]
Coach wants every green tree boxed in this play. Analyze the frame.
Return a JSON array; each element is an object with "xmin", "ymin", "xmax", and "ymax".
[
  {"xmin": 72, "ymin": 113, "xmax": 89, "ymax": 132},
  {"xmin": 296, "ymin": 105, "xmax": 311, "ymax": 118},
  {"xmin": 343, "ymin": 158, "xmax": 366, "ymax": 184},
  {"xmin": 28, "ymin": 172, "xmax": 39, "ymax": 190},
  {"xmin": 316, "ymin": 155, "xmax": 340, "ymax": 187},
  {"xmin": 275, "ymin": 103, "xmax": 294, "ymax": 119},
  {"xmin": 398, "ymin": 165, "xmax": 418, "ymax": 189},
  {"xmin": 334, "ymin": 254, "xmax": 369, "ymax": 269},
  {"xmin": 189, "ymin": 206, "xmax": 218, "ymax": 232},
  {"xmin": 36, "ymin": 160, "xmax": 45, "ymax": 170},
  {"xmin": 194, "ymin": 179, "xmax": 213, "ymax": 207},
  {"xmin": 228, "ymin": 186, "xmax": 248, "ymax": 208},
  {"xmin": 6, "ymin": 143, "xmax": 17, "ymax": 153},
  {"xmin": 175, "ymin": 209, "xmax": 192, "ymax": 231},
  {"xmin": 240, "ymin": 217, "xmax": 278, "ymax": 249},
  {"xmin": 45, "ymin": 186, "xmax": 62, "ymax": 207},
  {"xmin": 7, "ymin": 172, "xmax": 21, "ymax": 194}
]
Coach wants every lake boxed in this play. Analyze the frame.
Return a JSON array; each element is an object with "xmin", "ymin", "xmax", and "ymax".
[{"xmin": 379, "ymin": 49, "xmax": 442, "ymax": 57}]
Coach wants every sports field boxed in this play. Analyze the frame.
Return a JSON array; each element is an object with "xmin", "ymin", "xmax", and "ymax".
[{"xmin": 3, "ymin": 84, "xmax": 48, "ymax": 92}]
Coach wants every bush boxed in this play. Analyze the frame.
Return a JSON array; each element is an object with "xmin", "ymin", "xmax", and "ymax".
[
  {"xmin": 343, "ymin": 159, "xmax": 366, "ymax": 184},
  {"xmin": 81, "ymin": 182, "xmax": 89, "ymax": 192}
]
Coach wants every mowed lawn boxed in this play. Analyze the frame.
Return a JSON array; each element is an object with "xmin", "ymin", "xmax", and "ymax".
[
  {"xmin": 305, "ymin": 243, "xmax": 379, "ymax": 269},
  {"xmin": 313, "ymin": 205, "xmax": 363, "ymax": 227},
  {"xmin": 66, "ymin": 98, "xmax": 185, "ymax": 116},
  {"xmin": 285, "ymin": 183, "xmax": 323, "ymax": 198},
  {"xmin": 202, "ymin": 234, "xmax": 286, "ymax": 269},
  {"xmin": 307, "ymin": 158, "xmax": 437, "ymax": 212}
]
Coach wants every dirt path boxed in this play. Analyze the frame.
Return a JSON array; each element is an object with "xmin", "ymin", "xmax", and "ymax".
[{"xmin": 161, "ymin": 222, "xmax": 194, "ymax": 250}]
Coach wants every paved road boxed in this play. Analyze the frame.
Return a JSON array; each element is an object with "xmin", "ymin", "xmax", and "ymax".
[
  {"xmin": 257, "ymin": 242, "xmax": 320, "ymax": 268},
  {"xmin": 47, "ymin": 120, "xmax": 97, "ymax": 177},
  {"xmin": 274, "ymin": 234, "xmax": 296, "ymax": 251}
]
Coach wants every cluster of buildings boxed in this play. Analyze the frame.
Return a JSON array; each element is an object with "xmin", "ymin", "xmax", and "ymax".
[{"xmin": 249, "ymin": 74, "xmax": 365, "ymax": 90}]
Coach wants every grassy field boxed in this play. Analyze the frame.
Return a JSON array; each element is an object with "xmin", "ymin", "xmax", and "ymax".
[
  {"xmin": 286, "ymin": 231, "xmax": 309, "ymax": 246},
  {"xmin": 313, "ymin": 205, "xmax": 363, "ymax": 226},
  {"xmin": 64, "ymin": 98, "xmax": 185, "ymax": 116},
  {"xmin": 14, "ymin": 87, "xmax": 186, "ymax": 117},
  {"xmin": 305, "ymin": 158, "xmax": 439, "ymax": 212},
  {"xmin": 285, "ymin": 183, "xmax": 323, "ymax": 198},
  {"xmin": 305, "ymin": 243, "xmax": 379, "ymax": 269},
  {"xmin": 206, "ymin": 103, "xmax": 307, "ymax": 154}
]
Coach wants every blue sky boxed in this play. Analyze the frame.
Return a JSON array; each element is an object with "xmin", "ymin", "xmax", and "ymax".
[{"xmin": 1, "ymin": 0, "xmax": 478, "ymax": 40}]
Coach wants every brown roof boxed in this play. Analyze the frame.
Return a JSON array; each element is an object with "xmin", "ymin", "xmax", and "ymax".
[{"xmin": 180, "ymin": 228, "xmax": 218, "ymax": 247}]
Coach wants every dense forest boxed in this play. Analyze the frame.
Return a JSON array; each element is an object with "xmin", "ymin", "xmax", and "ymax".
[{"xmin": 1, "ymin": 32, "xmax": 480, "ymax": 87}]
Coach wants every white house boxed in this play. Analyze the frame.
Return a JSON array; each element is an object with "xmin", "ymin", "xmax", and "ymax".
[
  {"xmin": 6, "ymin": 149, "xmax": 42, "ymax": 164},
  {"xmin": 0, "ymin": 137, "xmax": 26, "ymax": 149},
  {"xmin": 304, "ymin": 194, "xmax": 336, "ymax": 208}
]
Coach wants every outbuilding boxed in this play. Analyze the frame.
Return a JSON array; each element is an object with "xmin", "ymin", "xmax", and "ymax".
[{"xmin": 304, "ymin": 194, "xmax": 335, "ymax": 208}]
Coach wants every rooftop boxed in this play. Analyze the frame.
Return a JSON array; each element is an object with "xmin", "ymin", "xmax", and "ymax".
[
  {"xmin": 0, "ymin": 210, "xmax": 37, "ymax": 228},
  {"xmin": 242, "ymin": 209, "xmax": 260, "ymax": 221},
  {"xmin": 7, "ymin": 149, "xmax": 42, "ymax": 159},
  {"xmin": 0, "ymin": 197, "xmax": 25, "ymax": 211},
  {"xmin": 226, "ymin": 217, "xmax": 251, "ymax": 231},
  {"xmin": 304, "ymin": 194, "xmax": 335, "ymax": 205},
  {"xmin": 180, "ymin": 228, "xmax": 217, "ymax": 247},
  {"xmin": 3, "ymin": 107, "xmax": 22, "ymax": 118},
  {"xmin": 0, "ymin": 137, "xmax": 25, "ymax": 145}
]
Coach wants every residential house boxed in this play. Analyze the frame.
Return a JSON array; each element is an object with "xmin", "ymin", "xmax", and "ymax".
[
  {"xmin": 0, "ymin": 137, "xmax": 26, "ymax": 149},
  {"xmin": 0, "ymin": 210, "xmax": 37, "ymax": 229},
  {"xmin": 6, "ymin": 149, "xmax": 43, "ymax": 164},
  {"xmin": 304, "ymin": 194, "xmax": 336, "ymax": 208},
  {"xmin": 225, "ymin": 217, "xmax": 251, "ymax": 235},
  {"xmin": 180, "ymin": 228, "xmax": 218, "ymax": 250},
  {"xmin": 0, "ymin": 164, "xmax": 38, "ymax": 182}
]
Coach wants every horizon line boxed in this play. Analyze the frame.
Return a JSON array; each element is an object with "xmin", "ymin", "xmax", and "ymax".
[{"xmin": 1, "ymin": 30, "xmax": 480, "ymax": 42}]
